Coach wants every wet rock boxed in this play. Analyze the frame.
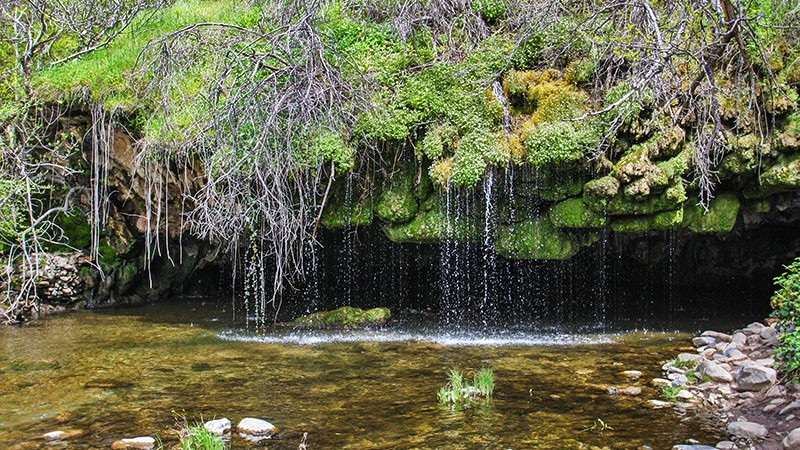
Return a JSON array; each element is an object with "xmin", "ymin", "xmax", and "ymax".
[
  {"xmin": 735, "ymin": 365, "xmax": 777, "ymax": 391},
  {"xmin": 607, "ymin": 386, "xmax": 621, "ymax": 395},
  {"xmin": 624, "ymin": 386, "xmax": 642, "ymax": 396},
  {"xmin": 649, "ymin": 399, "xmax": 673, "ymax": 408},
  {"xmin": 672, "ymin": 446, "xmax": 717, "ymax": 450},
  {"xmin": 237, "ymin": 418, "xmax": 277, "ymax": 439},
  {"xmin": 204, "ymin": 418, "xmax": 231, "ymax": 436},
  {"xmin": 621, "ymin": 370, "xmax": 643, "ymax": 379},
  {"xmin": 42, "ymin": 430, "xmax": 83, "ymax": 441},
  {"xmin": 715, "ymin": 441, "xmax": 735, "ymax": 450},
  {"xmin": 698, "ymin": 360, "xmax": 733, "ymax": 383},
  {"xmin": 652, "ymin": 378, "xmax": 672, "ymax": 387},
  {"xmin": 727, "ymin": 421, "xmax": 768, "ymax": 439},
  {"xmin": 111, "ymin": 437, "xmax": 156, "ymax": 450},
  {"xmin": 783, "ymin": 427, "xmax": 800, "ymax": 450}
]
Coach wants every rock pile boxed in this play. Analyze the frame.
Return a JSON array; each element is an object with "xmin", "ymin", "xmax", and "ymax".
[{"xmin": 664, "ymin": 321, "xmax": 800, "ymax": 449}]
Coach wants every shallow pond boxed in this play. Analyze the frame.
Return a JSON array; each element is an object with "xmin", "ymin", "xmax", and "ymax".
[{"xmin": 0, "ymin": 299, "xmax": 726, "ymax": 449}]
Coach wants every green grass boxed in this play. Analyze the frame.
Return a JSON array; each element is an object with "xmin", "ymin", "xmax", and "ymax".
[
  {"xmin": 33, "ymin": 0, "xmax": 253, "ymax": 108},
  {"xmin": 437, "ymin": 367, "xmax": 495, "ymax": 409},
  {"xmin": 660, "ymin": 385, "xmax": 683, "ymax": 401},
  {"xmin": 177, "ymin": 422, "xmax": 225, "ymax": 450}
]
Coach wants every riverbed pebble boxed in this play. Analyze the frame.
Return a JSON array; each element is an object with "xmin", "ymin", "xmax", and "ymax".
[{"xmin": 110, "ymin": 436, "xmax": 156, "ymax": 450}]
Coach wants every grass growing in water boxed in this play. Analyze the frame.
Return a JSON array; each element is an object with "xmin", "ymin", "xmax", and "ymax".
[
  {"xmin": 437, "ymin": 368, "xmax": 494, "ymax": 409},
  {"xmin": 660, "ymin": 385, "xmax": 684, "ymax": 401},
  {"xmin": 176, "ymin": 422, "xmax": 226, "ymax": 450}
]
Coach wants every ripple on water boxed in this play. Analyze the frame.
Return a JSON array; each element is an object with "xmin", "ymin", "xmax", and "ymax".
[{"xmin": 216, "ymin": 328, "xmax": 616, "ymax": 346}]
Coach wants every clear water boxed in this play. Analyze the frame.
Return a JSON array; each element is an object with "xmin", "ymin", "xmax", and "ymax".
[{"xmin": 0, "ymin": 299, "xmax": 724, "ymax": 449}]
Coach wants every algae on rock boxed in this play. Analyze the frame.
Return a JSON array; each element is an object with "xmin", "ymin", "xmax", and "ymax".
[{"xmin": 291, "ymin": 306, "xmax": 392, "ymax": 329}]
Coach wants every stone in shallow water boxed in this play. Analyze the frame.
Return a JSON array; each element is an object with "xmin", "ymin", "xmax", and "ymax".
[
  {"xmin": 715, "ymin": 440, "xmax": 736, "ymax": 449},
  {"xmin": 623, "ymin": 386, "xmax": 642, "ymax": 396},
  {"xmin": 649, "ymin": 400, "xmax": 672, "ymax": 408},
  {"xmin": 237, "ymin": 418, "xmax": 277, "ymax": 438},
  {"xmin": 204, "ymin": 418, "xmax": 231, "ymax": 436},
  {"xmin": 42, "ymin": 430, "xmax": 83, "ymax": 441},
  {"xmin": 726, "ymin": 421, "xmax": 768, "ymax": 439},
  {"xmin": 111, "ymin": 437, "xmax": 156, "ymax": 450},
  {"xmin": 652, "ymin": 378, "xmax": 671, "ymax": 387},
  {"xmin": 671, "ymin": 445, "xmax": 717, "ymax": 450},
  {"xmin": 621, "ymin": 370, "xmax": 643, "ymax": 379}
]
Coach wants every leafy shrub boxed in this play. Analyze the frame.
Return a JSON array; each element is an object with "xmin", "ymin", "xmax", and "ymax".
[
  {"xmin": 473, "ymin": 0, "xmax": 507, "ymax": 23},
  {"xmin": 771, "ymin": 256, "xmax": 800, "ymax": 381}
]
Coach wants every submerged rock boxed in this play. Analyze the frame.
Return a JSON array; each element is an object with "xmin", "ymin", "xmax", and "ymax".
[
  {"xmin": 291, "ymin": 306, "xmax": 391, "ymax": 329},
  {"xmin": 42, "ymin": 430, "xmax": 83, "ymax": 441},
  {"xmin": 110, "ymin": 436, "xmax": 156, "ymax": 450}
]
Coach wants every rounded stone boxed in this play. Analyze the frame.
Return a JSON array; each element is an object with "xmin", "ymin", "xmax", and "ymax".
[
  {"xmin": 783, "ymin": 427, "xmax": 800, "ymax": 450},
  {"xmin": 111, "ymin": 437, "xmax": 156, "ymax": 450},
  {"xmin": 204, "ymin": 418, "xmax": 231, "ymax": 436},
  {"xmin": 726, "ymin": 421, "xmax": 768, "ymax": 440},
  {"xmin": 237, "ymin": 418, "xmax": 277, "ymax": 437}
]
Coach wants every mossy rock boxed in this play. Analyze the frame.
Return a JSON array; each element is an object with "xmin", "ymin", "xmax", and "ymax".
[
  {"xmin": 587, "ymin": 181, "xmax": 686, "ymax": 216},
  {"xmin": 584, "ymin": 176, "xmax": 620, "ymax": 199},
  {"xmin": 291, "ymin": 306, "xmax": 391, "ymax": 329},
  {"xmin": 682, "ymin": 193, "xmax": 740, "ymax": 233},
  {"xmin": 495, "ymin": 217, "xmax": 594, "ymax": 260},
  {"xmin": 610, "ymin": 209, "xmax": 683, "ymax": 232},
  {"xmin": 375, "ymin": 165, "xmax": 419, "ymax": 223},
  {"xmin": 320, "ymin": 178, "xmax": 373, "ymax": 227},
  {"xmin": 759, "ymin": 154, "xmax": 800, "ymax": 194},
  {"xmin": 383, "ymin": 194, "xmax": 481, "ymax": 243},
  {"xmin": 549, "ymin": 198, "xmax": 606, "ymax": 228}
]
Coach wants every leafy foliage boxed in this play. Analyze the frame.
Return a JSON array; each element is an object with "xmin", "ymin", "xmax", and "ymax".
[{"xmin": 771, "ymin": 256, "xmax": 800, "ymax": 381}]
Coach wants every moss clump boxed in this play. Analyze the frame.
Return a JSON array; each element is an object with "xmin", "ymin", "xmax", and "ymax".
[
  {"xmin": 320, "ymin": 179, "xmax": 373, "ymax": 228},
  {"xmin": 383, "ymin": 202, "xmax": 443, "ymax": 243},
  {"xmin": 495, "ymin": 217, "xmax": 591, "ymax": 260},
  {"xmin": 682, "ymin": 193, "xmax": 740, "ymax": 233},
  {"xmin": 587, "ymin": 181, "xmax": 687, "ymax": 216},
  {"xmin": 53, "ymin": 211, "xmax": 92, "ymax": 250},
  {"xmin": 584, "ymin": 176, "xmax": 620, "ymax": 199},
  {"xmin": 523, "ymin": 121, "xmax": 600, "ymax": 168},
  {"xmin": 375, "ymin": 165, "xmax": 418, "ymax": 223},
  {"xmin": 292, "ymin": 306, "xmax": 391, "ymax": 329},
  {"xmin": 610, "ymin": 209, "xmax": 683, "ymax": 232},
  {"xmin": 759, "ymin": 154, "xmax": 800, "ymax": 193},
  {"xmin": 549, "ymin": 198, "xmax": 606, "ymax": 228}
]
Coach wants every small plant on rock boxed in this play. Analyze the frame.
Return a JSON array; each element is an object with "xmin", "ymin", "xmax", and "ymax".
[
  {"xmin": 660, "ymin": 385, "xmax": 683, "ymax": 401},
  {"xmin": 174, "ymin": 419, "xmax": 226, "ymax": 450}
]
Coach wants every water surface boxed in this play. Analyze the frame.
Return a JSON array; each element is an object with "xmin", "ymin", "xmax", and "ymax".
[{"xmin": 0, "ymin": 299, "xmax": 724, "ymax": 449}]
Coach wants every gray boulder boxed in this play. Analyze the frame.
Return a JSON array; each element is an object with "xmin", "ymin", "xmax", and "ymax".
[
  {"xmin": 698, "ymin": 360, "xmax": 733, "ymax": 383},
  {"xmin": 727, "ymin": 421, "xmax": 768, "ymax": 440},
  {"xmin": 735, "ymin": 365, "xmax": 777, "ymax": 391}
]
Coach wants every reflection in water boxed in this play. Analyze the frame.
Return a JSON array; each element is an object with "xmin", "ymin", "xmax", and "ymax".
[{"xmin": 0, "ymin": 299, "xmax": 723, "ymax": 449}]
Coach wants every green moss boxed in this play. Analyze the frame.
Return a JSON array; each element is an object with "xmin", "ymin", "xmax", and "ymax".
[
  {"xmin": 549, "ymin": 198, "xmax": 606, "ymax": 228},
  {"xmin": 495, "ymin": 217, "xmax": 593, "ymax": 260},
  {"xmin": 760, "ymin": 154, "xmax": 800, "ymax": 193},
  {"xmin": 292, "ymin": 306, "xmax": 391, "ymax": 329},
  {"xmin": 584, "ymin": 176, "xmax": 620, "ymax": 199},
  {"xmin": 657, "ymin": 150, "xmax": 691, "ymax": 180},
  {"xmin": 375, "ymin": 165, "xmax": 419, "ymax": 223},
  {"xmin": 745, "ymin": 199, "xmax": 771, "ymax": 213},
  {"xmin": 610, "ymin": 209, "xmax": 683, "ymax": 232},
  {"xmin": 523, "ymin": 121, "xmax": 600, "ymax": 168},
  {"xmin": 682, "ymin": 193, "xmax": 741, "ymax": 233},
  {"xmin": 383, "ymin": 207, "xmax": 443, "ymax": 243},
  {"xmin": 320, "ymin": 178, "xmax": 373, "ymax": 228},
  {"xmin": 587, "ymin": 181, "xmax": 687, "ymax": 216}
]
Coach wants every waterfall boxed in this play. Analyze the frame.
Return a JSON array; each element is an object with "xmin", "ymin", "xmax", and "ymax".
[{"xmin": 492, "ymin": 81, "xmax": 511, "ymax": 133}]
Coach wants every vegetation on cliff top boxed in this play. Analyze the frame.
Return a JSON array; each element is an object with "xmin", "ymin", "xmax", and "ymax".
[{"xmin": 2, "ymin": 0, "xmax": 800, "ymax": 320}]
